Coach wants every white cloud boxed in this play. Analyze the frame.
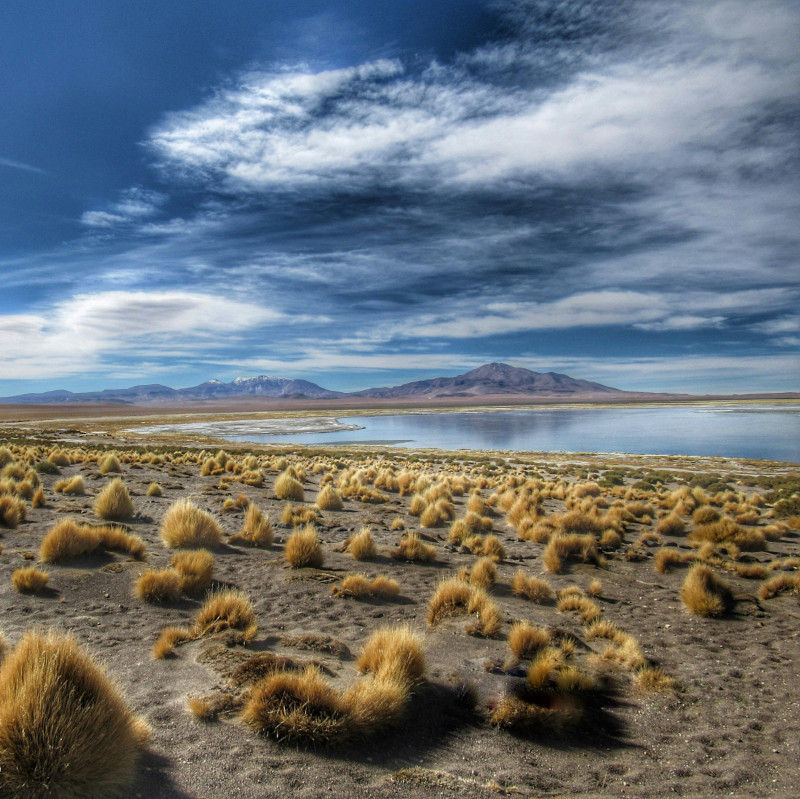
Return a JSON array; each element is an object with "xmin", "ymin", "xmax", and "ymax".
[
  {"xmin": 81, "ymin": 188, "xmax": 167, "ymax": 228},
  {"xmin": 0, "ymin": 291, "xmax": 281, "ymax": 380}
]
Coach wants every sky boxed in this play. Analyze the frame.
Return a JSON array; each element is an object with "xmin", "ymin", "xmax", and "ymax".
[{"xmin": 1, "ymin": 0, "xmax": 798, "ymax": 396}]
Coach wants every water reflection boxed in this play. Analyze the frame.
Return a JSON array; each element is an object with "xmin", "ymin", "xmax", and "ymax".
[{"xmin": 224, "ymin": 406, "xmax": 800, "ymax": 462}]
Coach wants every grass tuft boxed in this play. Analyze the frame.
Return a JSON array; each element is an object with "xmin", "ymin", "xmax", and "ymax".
[{"xmin": 160, "ymin": 498, "xmax": 222, "ymax": 549}]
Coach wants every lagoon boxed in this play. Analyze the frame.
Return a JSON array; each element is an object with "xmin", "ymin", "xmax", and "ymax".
[{"xmin": 220, "ymin": 404, "xmax": 800, "ymax": 463}]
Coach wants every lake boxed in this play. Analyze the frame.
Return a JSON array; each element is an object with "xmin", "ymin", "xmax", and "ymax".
[{"xmin": 220, "ymin": 404, "xmax": 800, "ymax": 463}]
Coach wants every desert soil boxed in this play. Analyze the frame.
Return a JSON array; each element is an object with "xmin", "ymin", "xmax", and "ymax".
[{"xmin": 0, "ymin": 416, "xmax": 798, "ymax": 799}]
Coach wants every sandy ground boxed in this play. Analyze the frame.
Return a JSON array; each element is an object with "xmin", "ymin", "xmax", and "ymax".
[{"xmin": 0, "ymin": 422, "xmax": 799, "ymax": 798}]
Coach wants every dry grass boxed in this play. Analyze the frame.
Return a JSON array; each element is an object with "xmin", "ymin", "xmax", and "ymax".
[
  {"xmin": 229, "ymin": 503, "xmax": 273, "ymax": 547},
  {"xmin": 98, "ymin": 453, "xmax": 122, "ymax": 474},
  {"xmin": 542, "ymin": 533, "xmax": 601, "ymax": 573},
  {"xmin": 348, "ymin": 527, "xmax": 377, "ymax": 560},
  {"xmin": 507, "ymin": 622, "xmax": 549, "ymax": 659},
  {"xmin": 427, "ymin": 578, "xmax": 472, "ymax": 625},
  {"xmin": 680, "ymin": 564, "xmax": 735, "ymax": 617},
  {"xmin": 94, "ymin": 478, "xmax": 135, "ymax": 521},
  {"xmin": 633, "ymin": 665, "xmax": 677, "ymax": 692},
  {"xmin": 39, "ymin": 519, "xmax": 101, "ymax": 562},
  {"xmin": 688, "ymin": 518, "xmax": 765, "ymax": 551},
  {"xmin": 656, "ymin": 514, "xmax": 685, "ymax": 536},
  {"xmin": 193, "ymin": 589, "xmax": 258, "ymax": 641},
  {"xmin": 146, "ymin": 482, "xmax": 163, "ymax": 497},
  {"xmin": 390, "ymin": 532, "xmax": 436, "ymax": 562},
  {"xmin": 135, "ymin": 569, "xmax": 182, "ymax": 604},
  {"xmin": 316, "ymin": 484, "xmax": 344, "ymax": 511},
  {"xmin": 469, "ymin": 557, "xmax": 497, "ymax": 589},
  {"xmin": 285, "ymin": 524, "xmax": 324, "ymax": 568},
  {"xmin": 557, "ymin": 595, "xmax": 602, "ymax": 623},
  {"xmin": 275, "ymin": 470, "xmax": 304, "ymax": 501},
  {"xmin": 332, "ymin": 574, "xmax": 400, "ymax": 600},
  {"xmin": 171, "ymin": 549, "xmax": 214, "ymax": 595},
  {"xmin": 152, "ymin": 626, "xmax": 194, "ymax": 659},
  {"xmin": 356, "ymin": 625, "xmax": 425, "ymax": 685},
  {"xmin": 757, "ymin": 573, "xmax": 800, "ymax": 600},
  {"xmin": 0, "ymin": 630, "xmax": 148, "ymax": 799},
  {"xmin": 511, "ymin": 571, "xmax": 554, "ymax": 603},
  {"xmin": 160, "ymin": 498, "xmax": 222, "ymax": 549},
  {"xmin": 54, "ymin": 475, "xmax": 85, "ymax": 495},
  {"xmin": 0, "ymin": 494, "xmax": 26, "ymax": 528},
  {"xmin": 11, "ymin": 567, "xmax": 49, "ymax": 593}
]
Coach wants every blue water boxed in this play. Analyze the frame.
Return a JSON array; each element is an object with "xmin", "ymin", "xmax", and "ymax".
[{"xmin": 224, "ymin": 405, "xmax": 800, "ymax": 463}]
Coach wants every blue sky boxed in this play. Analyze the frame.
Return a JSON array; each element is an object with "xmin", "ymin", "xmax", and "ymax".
[{"xmin": 1, "ymin": 0, "xmax": 798, "ymax": 395}]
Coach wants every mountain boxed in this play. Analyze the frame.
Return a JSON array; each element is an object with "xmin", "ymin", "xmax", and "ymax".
[
  {"xmin": 0, "ymin": 376, "xmax": 343, "ymax": 404},
  {"xmin": 352, "ymin": 362, "xmax": 625, "ymax": 399},
  {"xmin": 0, "ymin": 363, "xmax": 635, "ymax": 405}
]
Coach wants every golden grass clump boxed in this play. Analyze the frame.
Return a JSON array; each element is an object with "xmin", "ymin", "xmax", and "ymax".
[
  {"xmin": 688, "ymin": 518, "xmax": 765, "ymax": 551},
  {"xmin": 390, "ymin": 532, "xmax": 436, "ymax": 562},
  {"xmin": 32, "ymin": 486, "xmax": 46, "ymax": 508},
  {"xmin": 409, "ymin": 493, "xmax": 427, "ymax": 516},
  {"xmin": 654, "ymin": 547, "xmax": 695, "ymax": 574},
  {"xmin": 347, "ymin": 526, "xmax": 377, "ymax": 560},
  {"xmin": 692, "ymin": 506, "xmax": 721, "ymax": 525},
  {"xmin": 135, "ymin": 569, "xmax": 182, "ymax": 604},
  {"xmin": 160, "ymin": 498, "xmax": 222, "ymax": 549},
  {"xmin": 11, "ymin": 567, "xmax": 49, "ymax": 593},
  {"xmin": 507, "ymin": 622, "xmax": 549, "ymax": 659},
  {"xmin": 427, "ymin": 578, "xmax": 472, "ymax": 625},
  {"xmin": 543, "ymin": 533, "xmax": 601, "ymax": 573},
  {"xmin": 146, "ymin": 482, "xmax": 163, "ymax": 497},
  {"xmin": 54, "ymin": 475, "xmax": 86, "ymax": 495},
  {"xmin": 0, "ymin": 494, "xmax": 26, "ymax": 528},
  {"xmin": 275, "ymin": 470, "xmax": 305, "ymax": 501},
  {"xmin": 633, "ymin": 666, "xmax": 677, "ymax": 693},
  {"xmin": 285, "ymin": 524, "xmax": 324, "ymax": 568},
  {"xmin": 230, "ymin": 503, "xmax": 273, "ymax": 547},
  {"xmin": 557, "ymin": 594, "xmax": 601, "ymax": 623},
  {"xmin": 333, "ymin": 574, "xmax": 400, "ymax": 600},
  {"xmin": 356, "ymin": 625, "xmax": 425, "ymax": 685},
  {"xmin": 242, "ymin": 666, "xmax": 349, "ymax": 744},
  {"xmin": 0, "ymin": 630, "xmax": 149, "ymax": 799},
  {"xmin": 94, "ymin": 478, "xmax": 135, "ymax": 521},
  {"xmin": 193, "ymin": 588, "xmax": 258, "ymax": 640},
  {"xmin": 152, "ymin": 626, "xmax": 194, "ymax": 659},
  {"xmin": 657, "ymin": 514, "xmax": 685, "ymax": 536},
  {"xmin": 680, "ymin": 564, "xmax": 735, "ymax": 617},
  {"xmin": 469, "ymin": 557, "xmax": 497, "ymax": 589},
  {"xmin": 98, "ymin": 453, "xmax": 122, "ymax": 474},
  {"xmin": 39, "ymin": 519, "xmax": 100, "ymax": 562},
  {"xmin": 171, "ymin": 549, "xmax": 214, "ymax": 595},
  {"xmin": 315, "ymin": 484, "xmax": 344, "ymax": 511},
  {"xmin": 511, "ymin": 571, "xmax": 554, "ymax": 603},
  {"xmin": 757, "ymin": 573, "xmax": 800, "ymax": 600}
]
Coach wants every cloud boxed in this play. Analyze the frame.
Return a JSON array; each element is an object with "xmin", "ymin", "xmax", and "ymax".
[
  {"xmin": 0, "ymin": 291, "xmax": 280, "ymax": 380},
  {"xmin": 0, "ymin": 156, "xmax": 47, "ymax": 175},
  {"xmin": 372, "ymin": 288, "xmax": 797, "ymax": 340},
  {"xmin": 81, "ymin": 187, "xmax": 167, "ymax": 228}
]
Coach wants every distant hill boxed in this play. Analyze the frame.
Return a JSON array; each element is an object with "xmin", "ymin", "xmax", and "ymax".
[
  {"xmin": 0, "ymin": 363, "xmax": 675, "ymax": 405},
  {"xmin": 351, "ymin": 362, "xmax": 625, "ymax": 399},
  {"xmin": 0, "ymin": 375, "xmax": 344, "ymax": 404}
]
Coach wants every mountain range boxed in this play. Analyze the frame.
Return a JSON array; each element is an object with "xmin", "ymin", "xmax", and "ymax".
[{"xmin": 0, "ymin": 363, "xmax": 639, "ymax": 405}]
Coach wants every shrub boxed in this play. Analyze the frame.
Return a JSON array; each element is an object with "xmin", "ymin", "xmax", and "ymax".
[
  {"xmin": 54, "ymin": 475, "xmax": 85, "ymax": 495},
  {"xmin": 39, "ymin": 519, "xmax": 100, "ymax": 562},
  {"xmin": 275, "ymin": 470, "xmax": 304, "ymax": 501},
  {"xmin": 285, "ymin": 524, "xmax": 324, "ymax": 569},
  {"xmin": 193, "ymin": 589, "xmax": 257, "ymax": 640},
  {"xmin": 98, "ymin": 454, "xmax": 122, "ymax": 474},
  {"xmin": 11, "ymin": 567, "xmax": 49, "ymax": 593},
  {"xmin": 356, "ymin": 625, "xmax": 425, "ymax": 685},
  {"xmin": 348, "ymin": 527, "xmax": 377, "ymax": 560},
  {"xmin": 511, "ymin": 571, "xmax": 553, "ymax": 603},
  {"xmin": 241, "ymin": 667, "xmax": 348, "ymax": 744},
  {"xmin": 0, "ymin": 495, "xmax": 26, "ymax": 528},
  {"xmin": 230, "ymin": 504, "xmax": 273, "ymax": 547},
  {"xmin": 95, "ymin": 478, "xmax": 134, "ymax": 521},
  {"xmin": 507, "ymin": 622, "xmax": 549, "ymax": 659},
  {"xmin": 160, "ymin": 498, "xmax": 222, "ymax": 549},
  {"xmin": 0, "ymin": 631, "xmax": 149, "ymax": 798},
  {"xmin": 34, "ymin": 460, "xmax": 60, "ymax": 475},
  {"xmin": 316, "ymin": 485, "xmax": 343, "ymax": 511},
  {"xmin": 390, "ymin": 533, "xmax": 436, "ymax": 562},
  {"xmin": 680, "ymin": 565, "xmax": 734, "ymax": 617},
  {"xmin": 171, "ymin": 550, "xmax": 214, "ymax": 596},
  {"xmin": 135, "ymin": 569, "xmax": 182, "ymax": 604}
]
